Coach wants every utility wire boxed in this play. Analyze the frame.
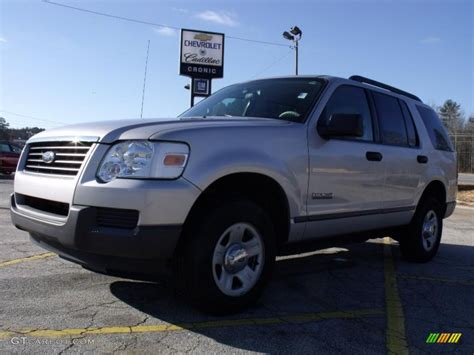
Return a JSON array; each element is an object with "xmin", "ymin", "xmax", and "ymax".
[
  {"xmin": 250, "ymin": 49, "xmax": 293, "ymax": 79},
  {"xmin": 43, "ymin": 0, "xmax": 180, "ymax": 30},
  {"xmin": 42, "ymin": 0, "xmax": 290, "ymax": 48},
  {"xmin": 227, "ymin": 35, "xmax": 290, "ymax": 47},
  {"xmin": 140, "ymin": 40, "xmax": 150, "ymax": 118},
  {"xmin": 0, "ymin": 110, "xmax": 63, "ymax": 125}
]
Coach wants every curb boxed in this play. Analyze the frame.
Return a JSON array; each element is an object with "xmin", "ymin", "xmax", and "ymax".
[{"xmin": 456, "ymin": 203, "xmax": 474, "ymax": 210}]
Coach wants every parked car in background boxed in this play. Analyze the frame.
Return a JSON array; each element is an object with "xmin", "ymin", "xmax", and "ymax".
[{"xmin": 0, "ymin": 142, "xmax": 21, "ymax": 174}]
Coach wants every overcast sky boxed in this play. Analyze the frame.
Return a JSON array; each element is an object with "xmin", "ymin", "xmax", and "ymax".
[{"xmin": 0, "ymin": 0, "xmax": 473, "ymax": 129}]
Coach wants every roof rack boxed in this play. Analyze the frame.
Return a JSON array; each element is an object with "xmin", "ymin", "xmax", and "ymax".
[{"xmin": 349, "ymin": 75, "xmax": 422, "ymax": 102}]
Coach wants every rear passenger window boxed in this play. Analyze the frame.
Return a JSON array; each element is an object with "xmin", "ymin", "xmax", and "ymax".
[
  {"xmin": 373, "ymin": 92, "xmax": 408, "ymax": 146},
  {"xmin": 320, "ymin": 86, "xmax": 373, "ymax": 141},
  {"xmin": 0, "ymin": 144, "xmax": 12, "ymax": 152},
  {"xmin": 399, "ymin": 101, "xmax": 418, "ymax": 147},
  {"xmin": 416, "ymin": 106, "xmax": 454, "ymax": 152}
]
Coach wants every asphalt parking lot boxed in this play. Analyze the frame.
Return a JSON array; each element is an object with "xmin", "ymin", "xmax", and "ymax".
[{"xmin": 0, "ymin": 174, "xmax": 473, "ymax": 354}]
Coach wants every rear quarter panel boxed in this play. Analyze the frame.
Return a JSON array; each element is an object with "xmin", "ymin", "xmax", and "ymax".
[{"xmin": 406, "ymin": 101, "xmax": 457, "ymax": 204}]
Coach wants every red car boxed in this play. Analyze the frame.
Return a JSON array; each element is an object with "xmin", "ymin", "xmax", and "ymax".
[{"xmin": 0, "ymin": 142, "xmax": 21, "ymax": 175}]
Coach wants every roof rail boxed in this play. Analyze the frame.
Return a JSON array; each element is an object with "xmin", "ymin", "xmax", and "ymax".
[{"xmin": 349, "ymin": 75, "xmax": 422, "ymax": 102}]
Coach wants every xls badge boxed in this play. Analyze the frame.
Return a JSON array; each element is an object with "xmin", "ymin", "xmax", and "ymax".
[{"xmin": 312, "ymin": 192, "xmax": 333, "ymax": 200}]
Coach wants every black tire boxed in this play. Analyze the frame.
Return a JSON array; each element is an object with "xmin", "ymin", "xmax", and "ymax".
[
  {"xmin": 175, "ymin": 199, "xmax": 276, "ymax": 314},
  {"xmin": 399, "ymin": 197, "xmax": 443, "ymax": 263}
]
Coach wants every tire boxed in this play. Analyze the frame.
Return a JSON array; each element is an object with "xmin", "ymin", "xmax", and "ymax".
[
  {"xmin": 175, "ymin": 199, "xmax": 276, "ymax": 314},
  {"xmin": 399, "ymin": 197, "xmax": 443, "ymax": 263}
]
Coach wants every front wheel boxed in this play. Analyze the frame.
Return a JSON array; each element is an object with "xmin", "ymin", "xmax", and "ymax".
[
  {"xmin": 175, "ymin": 199, "xmax": 276, "ymax": 314},
  {"xmin": 399, "ymin": 197, "xmax": 443, "ymax": 262}
]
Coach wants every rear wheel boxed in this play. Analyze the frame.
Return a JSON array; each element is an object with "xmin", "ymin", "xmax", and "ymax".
[
  {"xmin": 175, "ymin": 199, "xmax": 276, "ymax": 314},
  {"xmin": 399, "ymin": 197, "xmax": 443, "ymax": 262}
]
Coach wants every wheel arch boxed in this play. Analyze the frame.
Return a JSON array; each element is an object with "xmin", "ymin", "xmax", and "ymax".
[
  {"xmin": 417, "ymin": 179, "xmax": 447, "ymax": 215},
  {"xmin": 180, "ymin": 172, "xmax": 291, "ymax": 251}
]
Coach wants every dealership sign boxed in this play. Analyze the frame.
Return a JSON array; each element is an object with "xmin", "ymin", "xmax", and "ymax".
[{"xmin": 180, "ymin": 29, "xmax": 225, "ymax": 79}]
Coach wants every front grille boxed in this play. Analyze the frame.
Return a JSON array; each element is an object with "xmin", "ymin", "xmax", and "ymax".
[
  {"xmin": 16, "ymin": 193, "xmax": 69, "ymax": 216},
  {"xmin": 96, "ymin": 208, "xmax": 139, "ymax": 229},
  {"xmin": 25, "ymin": 141, "xmax": 94, "ymax": 176}
]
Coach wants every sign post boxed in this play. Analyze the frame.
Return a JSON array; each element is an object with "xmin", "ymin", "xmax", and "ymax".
[{"xmin": 180, "ymin": 29, "xmax": 225, "ymax": 107}]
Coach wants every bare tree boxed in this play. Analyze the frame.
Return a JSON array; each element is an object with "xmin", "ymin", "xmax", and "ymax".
[{"xmin": 465, "ymin": 115, "xmax": 474, "ymax": 133}]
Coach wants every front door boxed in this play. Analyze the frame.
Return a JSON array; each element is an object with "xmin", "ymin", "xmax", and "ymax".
[{"xmin": 304, "ymin": 85, "xmax": 385, "ymax": 239}]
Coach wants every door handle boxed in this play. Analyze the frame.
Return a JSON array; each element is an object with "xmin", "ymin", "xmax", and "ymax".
[
  {"xmin": 366, "ymin": 151, "xmax": 383, "ymax": 162},
  {"xmin": 417, "ymin": 155, "xmax": 428, "ymax": 164}
]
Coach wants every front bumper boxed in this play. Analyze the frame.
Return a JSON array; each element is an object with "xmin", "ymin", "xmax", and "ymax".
[{"xmin": 11, "ymin": 194, "xmax": 182, "ymax": 274}]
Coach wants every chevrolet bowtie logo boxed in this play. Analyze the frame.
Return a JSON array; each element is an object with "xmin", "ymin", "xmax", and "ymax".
[{"xmin": 194, "ymin": 33, "xmax": 213, "ymax": 41}]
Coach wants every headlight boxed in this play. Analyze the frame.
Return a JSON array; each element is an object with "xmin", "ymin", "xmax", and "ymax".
[{"xmin": 97, "ymin": 141, "xmax": 189, "ymax": 182}]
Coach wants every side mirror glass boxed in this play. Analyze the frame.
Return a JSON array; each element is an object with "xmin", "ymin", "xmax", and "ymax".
[{"xmin": 318, "ymin": 113, "xmax": 364, "ymax": 139}]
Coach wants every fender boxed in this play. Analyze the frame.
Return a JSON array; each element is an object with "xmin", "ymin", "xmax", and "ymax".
[
  {"xmin": 183, "ymin": 148, "xmax": 304, "ymax": 218},
  {"xmin": 152, "ymin": 122, "xmax": 309, "ymax": 220}
]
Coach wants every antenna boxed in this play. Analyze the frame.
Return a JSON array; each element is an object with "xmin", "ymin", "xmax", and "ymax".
[{"xmin": 140, "ymin": 40, "xmax": 150, "ymax": 118}]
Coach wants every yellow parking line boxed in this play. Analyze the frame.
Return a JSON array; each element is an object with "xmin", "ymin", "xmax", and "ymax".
[
  {"xmin": 398, "ymin": 274, "xmax": 474, "ymax": 286},
  {"xmin": 0, "ymin": 252, "xmax": 56, "ymax": 268},
  {"xmin": 0, "ymin": 308, "xmax": 383, "ymax": 339},
  {"xmin": 383, "ymin": 237, "xmax": 409, "ymax": 354}
]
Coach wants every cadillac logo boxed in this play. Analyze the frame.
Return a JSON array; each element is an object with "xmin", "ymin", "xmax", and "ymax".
[{"xmin": 41, "ymin": 151, "xmax": 56, "ymax": 164}]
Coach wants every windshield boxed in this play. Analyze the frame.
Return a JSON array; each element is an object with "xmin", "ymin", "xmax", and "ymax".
[
  {"xmin": 179, "ymin": 78, "xmax": 325, "ymax": 123},
  {"xmin": 11, "ymin": 145, "xmax": 22, "ymax": 153}
]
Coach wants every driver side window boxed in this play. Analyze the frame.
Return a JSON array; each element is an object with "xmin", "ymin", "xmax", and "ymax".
[{"xmin": 320, "ymin": 86, "xmax": 374, "ymax": 141}]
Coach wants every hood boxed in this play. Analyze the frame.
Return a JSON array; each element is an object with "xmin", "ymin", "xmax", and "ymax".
[{"xmin": 28, "ymin": 117, "xmax": 291, "ymax": 144}]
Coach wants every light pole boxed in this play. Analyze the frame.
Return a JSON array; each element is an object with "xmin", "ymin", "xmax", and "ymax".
[{"xmin": 282, "ymin": 26, "xmax": 302, "ymax": 76}]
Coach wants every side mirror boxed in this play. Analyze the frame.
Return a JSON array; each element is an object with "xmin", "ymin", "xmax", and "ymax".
[{"xmin": 318, "ymin": 113, "xmax": 364, "ymax": 139}]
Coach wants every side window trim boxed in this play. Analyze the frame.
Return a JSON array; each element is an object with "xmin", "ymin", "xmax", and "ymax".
[
  {"xmin": 396, "ymin": 99, "xmax": 411, "ymax": 147},
  {"xmin": 398, "ymin": 100, "xmax": 420, "ymax": 148},
  {"xmin": 318, "ymin": 84, "xmax": 376, "ymax": 143},
  {"xmin": 366, "ymin": 90, "xmax": 381, "ymax": 144}
]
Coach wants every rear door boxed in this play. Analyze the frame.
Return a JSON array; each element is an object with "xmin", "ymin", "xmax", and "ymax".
[{"xmin": 371, "ymin": 92, "xmax": 426, "ymax": 219}]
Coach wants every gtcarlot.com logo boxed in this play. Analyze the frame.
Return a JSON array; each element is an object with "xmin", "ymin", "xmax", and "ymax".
[
  {"xmin": 10, "ymin": 337, "xmax": 94, "ymax": 346},
  {"xmin": 426, "ymin": 333, "xmax": 462, "ymax": 344}
]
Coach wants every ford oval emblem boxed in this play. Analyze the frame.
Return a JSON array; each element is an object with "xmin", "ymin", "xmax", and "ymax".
[{"xmin": 41, "ymin": 151, "xmax": 56, "ymax": 164}]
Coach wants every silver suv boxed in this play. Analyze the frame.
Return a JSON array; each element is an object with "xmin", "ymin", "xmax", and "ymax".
[{"xmin": 11, "ymin": 75, "xmax": 457, "ymax": 313}]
